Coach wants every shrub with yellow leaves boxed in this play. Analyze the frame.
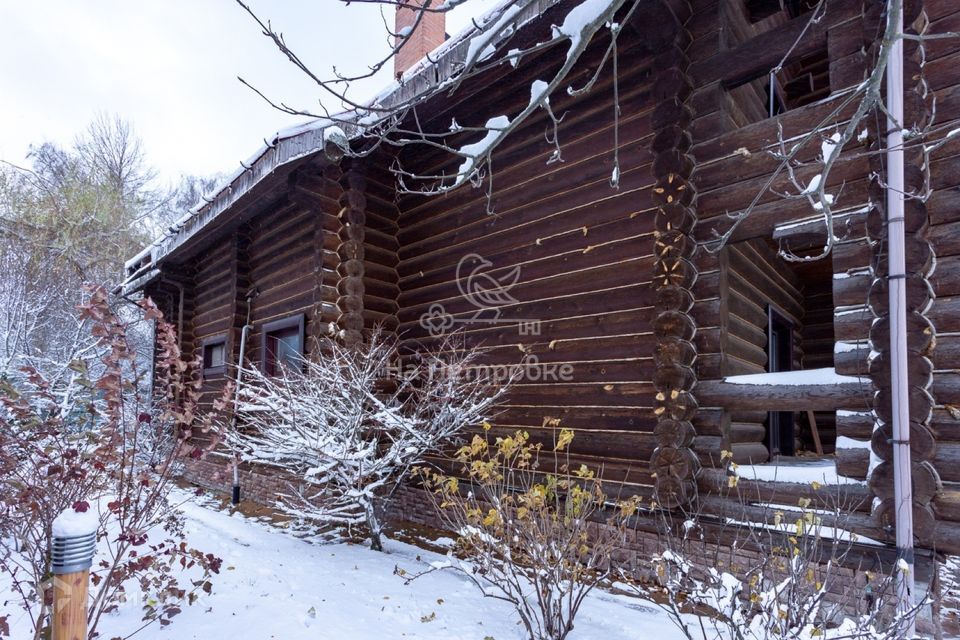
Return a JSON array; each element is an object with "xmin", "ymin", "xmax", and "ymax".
[{"xmin": 410, "ymin": 426, "xmax": 637, "ymax": 640}]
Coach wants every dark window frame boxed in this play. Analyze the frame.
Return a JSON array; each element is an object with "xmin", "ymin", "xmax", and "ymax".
[
  {"xmin": 201, "ymin": 335, "xmax": 228, "ymax": 378},
  {"xmin": 260, "ymin": 314, "xmax": 306, "ymax": 376},
  {"xmin": 766, "ymin": 305, "xmax": 796, "ymax": 457}
]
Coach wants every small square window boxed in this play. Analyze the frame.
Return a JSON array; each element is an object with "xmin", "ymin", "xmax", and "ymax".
[
  {"xmin": 201, "ymin": 336, "xmax": 227, "ymax": 377},
  {"xmin": 261, "ymin": 315, "xmax": 305, "ymax": 376}
]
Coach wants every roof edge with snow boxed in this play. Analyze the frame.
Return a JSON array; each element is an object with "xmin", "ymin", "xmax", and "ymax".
[{"xmin": 123, "ymin": 0, "xmax": 565, "ymax": 293}]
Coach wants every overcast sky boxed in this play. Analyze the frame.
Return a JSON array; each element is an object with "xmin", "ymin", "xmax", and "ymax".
[{"xmin": 0, "ymin": 0, "xmax": 500, "ymax": 185}]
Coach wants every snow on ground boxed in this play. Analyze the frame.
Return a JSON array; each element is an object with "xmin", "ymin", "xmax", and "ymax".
[{"xmin": 3, "ymin": 492, "xmax": 689, "ymax": 640}]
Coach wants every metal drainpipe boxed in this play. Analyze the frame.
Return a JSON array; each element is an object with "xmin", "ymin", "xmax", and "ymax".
[
  {"xmin": 884, "ymin": 0, "xmax": 916, "ymax": 631},
  {"xmin": 229, "ymin": 289, "xmax": 258, "ymax": 505}
]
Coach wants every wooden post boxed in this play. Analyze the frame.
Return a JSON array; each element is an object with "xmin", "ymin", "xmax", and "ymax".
[
  {"xmin": 52, "ymin": 570, "xmax": 89, "ymax": 640},
  {"xmin": 51, "ymin": 512, "xmax": 97, "ymax": 640},
  {"xmin": 806, "ymin": 410, "xmax": 823, "ymax": 456}
]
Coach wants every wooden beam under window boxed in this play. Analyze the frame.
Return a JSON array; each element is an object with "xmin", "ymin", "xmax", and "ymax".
[{"xmin": 696, "ymin": 377, "xmax": 872, "ymax": 411}]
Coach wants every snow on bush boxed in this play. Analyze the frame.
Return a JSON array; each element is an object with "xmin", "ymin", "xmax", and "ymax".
[
  {"xmin": 627, "ymin": 471, "xmax": 927, "ymax": 640},
  {"xmin": 0, "ymin": 287, "xmax": 223, "ymax": 640},
  {"xmin": 229, "ymin": 330, "xmax": 510, "ymax": 551}
]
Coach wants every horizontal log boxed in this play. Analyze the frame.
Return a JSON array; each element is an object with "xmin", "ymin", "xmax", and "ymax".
[
  {"xmin": 836, "ymin": 446, "xmax": 869, "ymax": 481},
  {"xmin": 731, "ymin": 441, "xmax": 769, "ymax": 465},
  {"xmin": 699, "ymin": 468, "xmax": 873, "ymax": 513},
  {"xmin": 836, "ymin": 410, "xmax": 874, "ymax": 440},
  {"xmin": 696, "ymin": 377, "xmax": 873, "ymax": 411},
  {"xmin": 730, "ymin": 422, "xmax": 766, "ymax": 443},
  {"xmin": 494, "ymin": 406, "xmax": 655, "ymax": 432},
  {"xmin": 834, "ymin": 342, "xmax": 870, "ymax": 376},
  {"xmin": 933, "ymin": 482, "xmax": 960, "ymax": 523}
]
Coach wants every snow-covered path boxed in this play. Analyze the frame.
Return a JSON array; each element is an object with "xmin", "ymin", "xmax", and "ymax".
[{"xmin": 4, "ymin": 494, "xmax": 688, "ymax": 639}]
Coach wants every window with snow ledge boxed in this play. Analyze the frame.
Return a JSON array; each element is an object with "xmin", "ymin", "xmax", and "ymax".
[
  {"xmin": 261, "ymin": 314, "xmax": 305, "ymax": 377},
  {"xmin": 715, "ymin": 238, "xmax": 841, "ymax": 463},
  {"xmin": 202, "ymin": 335, "xmax": 227, "ymax": 378}
]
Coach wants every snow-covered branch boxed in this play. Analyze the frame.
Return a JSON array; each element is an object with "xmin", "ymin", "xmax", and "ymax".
[
  {"xmin": 237, "ymin": 0, "xmax": 634, "ymax": 202},
  {"xmin": 228, "ymin": 330, "xmax": 511, "ymax": 550}
]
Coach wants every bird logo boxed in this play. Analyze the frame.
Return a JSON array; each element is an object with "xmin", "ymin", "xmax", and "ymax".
[{"xmin": 456, "ymin": 253, "xmax": 521, "ymax": 320}]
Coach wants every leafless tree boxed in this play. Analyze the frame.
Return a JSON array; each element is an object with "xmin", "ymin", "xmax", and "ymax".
[
  {"xmin": 237, "ymin": 0, "xmax": 643, "ymax": 201},
  {"xmin": 0, "ymin": 116, "xmax": 186, "ymax": 386}
]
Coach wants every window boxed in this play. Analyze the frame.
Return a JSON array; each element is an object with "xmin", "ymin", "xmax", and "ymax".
[
  {"xmin": 726, "ymin": 43, "xmax": 831, "ymax": 124},
  {"xmin": 201, "ymin": 336, "xmax": 227, "ymax": 378},
  {"xmin": 261, "ymin": 315, "xmax": 305, "ymax": 376}
]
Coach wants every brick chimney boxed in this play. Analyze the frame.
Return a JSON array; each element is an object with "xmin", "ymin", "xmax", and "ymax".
[{"xmin": 395, "ymin": 0, "xmax": 446, "ymax": 78}]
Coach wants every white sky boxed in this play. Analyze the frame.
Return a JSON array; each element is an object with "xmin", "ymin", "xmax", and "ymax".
[{"xmin": 0, "ymin": 0, "xmax": 501, "ymax": 185}]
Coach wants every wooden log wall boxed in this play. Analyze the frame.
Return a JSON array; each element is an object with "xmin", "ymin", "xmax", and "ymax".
[
  {"xmin": 187, "ymin": 237, "xmax": 232, "ymax": 411},
  {"xmin": 226, "ymin": 229, "xmax": 253, "ymax": 372},
  {"xmin": 683, "ymin": 0, "xmax": 881, "ymax": 528},
  {"xmin": 855, "ymin": 0, "xmax": 960, "ymax": 546},
  {"xmin": 362, "ymin": 160, "xmax": 401, "ymax": 331},
  {"xmin": 337, "ymin": 163, "xmax": 367, "ymax": 346},
  {"xmin": 390, "ymin": 5, "xmax": 666, "ymax": 495},
  {"xmin": 163, "ymin": 162, "xmax": 344, "ymax": 417},
  {"xmin": 648, "ymin": 0, "xmax": 702, "ymax": 508},
  {"xmin": 679, "ymin": 0, "xmax": 960, "ymax": 545},
  {"xmin": 926, "ymin": 0, "xmax": 960, "ymax": 534},
  {"xmin": 292, "ymin": 163, "xmax": 346, "ymax": 348}
]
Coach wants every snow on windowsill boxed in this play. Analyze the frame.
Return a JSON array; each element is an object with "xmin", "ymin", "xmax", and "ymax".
[
  {"xmin": 736, "ymin": 459, "xmax": 865, "ymax": 486},
  {"xmin": 721, "ymin": 367, "xmax": 866, "ymax": 386}
]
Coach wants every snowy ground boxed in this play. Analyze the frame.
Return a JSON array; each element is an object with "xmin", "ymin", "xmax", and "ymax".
[{"xmin": 3, "ymin": 492, "xmax": 689, "ymax": 640}]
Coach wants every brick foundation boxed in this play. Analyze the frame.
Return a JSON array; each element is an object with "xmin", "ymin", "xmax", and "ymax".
[
  {"xmin": 390, "ymin": 484, "xmax": 865, "ymax": 587},
  {"xmin": 388, "ymin": 484, "xmax": 947, "ymax": 634},
  {"xmin": 182, "ymin": 456, "xmax": 292, "ymax": 507}
]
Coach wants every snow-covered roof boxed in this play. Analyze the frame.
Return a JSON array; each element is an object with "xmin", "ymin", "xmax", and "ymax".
[
  {"xmin": 122, "ymin": 122, "xmax": 348, "ymax": 290},
  {"xmin": 122, "ymin": 0, "xmax": 568, "ymax": 293}
]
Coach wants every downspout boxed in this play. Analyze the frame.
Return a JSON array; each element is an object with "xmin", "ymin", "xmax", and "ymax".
[
  {"xmin": 884, "ymin": 0, "xmax": 915, "ymax": 630},
  {"xmin": 229, "ymin": 288, "xmax": 258, "ymax": 505}
]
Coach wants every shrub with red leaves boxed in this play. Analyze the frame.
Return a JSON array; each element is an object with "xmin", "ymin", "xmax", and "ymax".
[{"xmin": 0, "ymin": 286, "xmax": 222, "ymax": 639}]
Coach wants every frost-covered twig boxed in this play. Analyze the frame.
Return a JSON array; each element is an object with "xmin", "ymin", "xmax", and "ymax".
[{"xmin": 229, "ymin": 329, "xmax": 511, "ymax": 550}]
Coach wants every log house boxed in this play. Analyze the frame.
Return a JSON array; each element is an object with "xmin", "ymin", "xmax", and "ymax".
[{"xmin": 124, "ymin": 0, "xmax": 960, "ymax": 560}]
